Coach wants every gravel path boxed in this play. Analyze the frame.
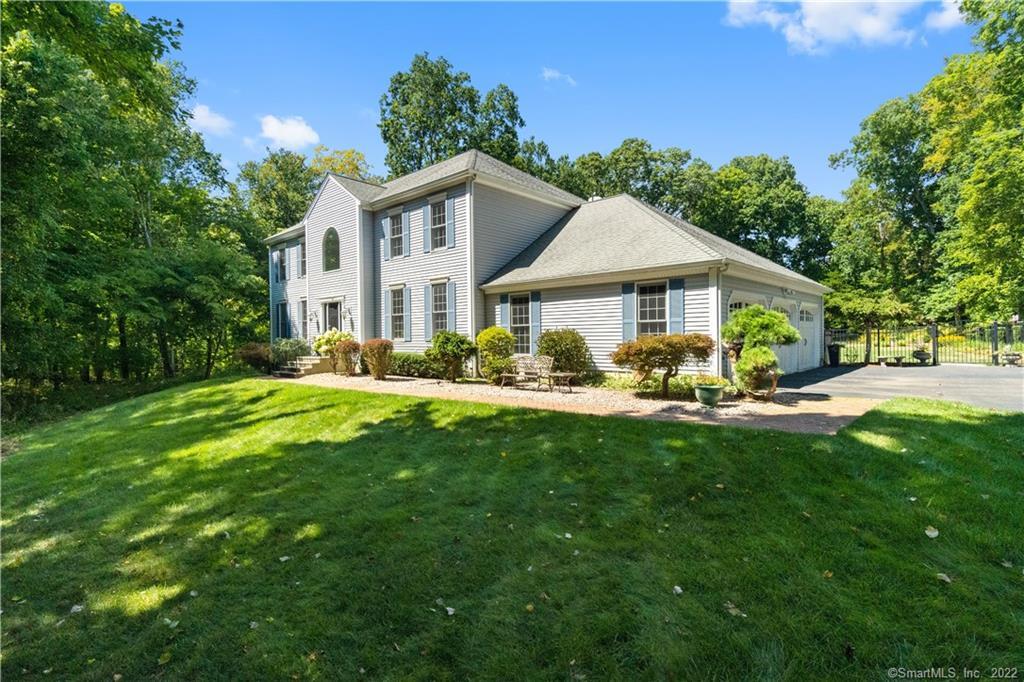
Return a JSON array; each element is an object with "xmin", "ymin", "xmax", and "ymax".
[{"xmin": 278, "ymin": 373, "xmax": 879, "ymax": 435}]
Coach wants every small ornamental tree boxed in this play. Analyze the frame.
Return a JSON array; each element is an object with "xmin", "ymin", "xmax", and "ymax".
[
  {"xmin": 720, "ymin": 305, "xmax": 799, "ymax": 358},
  {"xmin": 335, "ymin": 338, "xmax": 361, "ymax": 376},
  {"xmin": 476, "ymin": 326, "xmax": 516, "ymax": 384},
  {"xmin": 720, "ymin": 305, "xmax": 799, "ymax": 400},
  {"xmin": 425, "ymin": 330, "xmax": 476, "ymax": 382},
  {"xmin": 537, "ymin": 328, "xmax": 591, "ymax": 380},
  {"xmin": 610, "ymin": 333, "xmax": 716, "ymax": 398},
  {"xmin": 733, "ymin": 346, "xmax": 781, "ymax": 399},
  {"xmin": 313, "ymin": 329, "xmax": 354, "ymax": 374},
  {"xmin": 362, "ymin": 339, "xmax": 394, "ymax": 380}
]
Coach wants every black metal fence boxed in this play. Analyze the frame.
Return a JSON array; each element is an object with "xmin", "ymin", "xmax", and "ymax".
[{"xmin": 826, "ymin": 322, "xmax": 1024, "ymax": 366}]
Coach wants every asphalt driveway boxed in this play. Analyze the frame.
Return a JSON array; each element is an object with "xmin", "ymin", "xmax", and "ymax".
[{"xmin": 778, "ymin": 364, "xmax": 1024, "ymax": 412}]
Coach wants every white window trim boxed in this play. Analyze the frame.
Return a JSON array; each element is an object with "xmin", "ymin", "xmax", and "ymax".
[
  {"xmin": 429, "ymin": 199, "xmax": 447, "ymax": 250},
  {"xmin": 635, "ymin": 279, "xmax": 669, "ymax": 337},
  {"xmin": 390, "ymin": 287, "xmax": 405, "ymax": 340},
  {"xmin": 299, "ymin": 241, "xmax": 307, "ymax": 279},
  {"xmin": 428, "ymin": 192, "xmax": 447, "ymax": 204},
  {"xmin": 509, "ymin": 292, "xmax": 532, "ymax": 354},
  {"xmin": 431, "ymin": 281, "xmax": 449, "ymax": 333},
  {"xmin": 276, "ymin": 299, "xmax": 289, "ymax": 338},
  {"xmin": 429, "ymin": 275, "xmax": 450, "ymax": 284},
  {"xmin": 387, "ymin": 206, "xmax": 403, "ymax": 217}
]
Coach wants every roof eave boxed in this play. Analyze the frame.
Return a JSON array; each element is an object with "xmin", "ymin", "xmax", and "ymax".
[{"xmin": 481, "ymin": 259, "xmax": 724, "ymax": 293}]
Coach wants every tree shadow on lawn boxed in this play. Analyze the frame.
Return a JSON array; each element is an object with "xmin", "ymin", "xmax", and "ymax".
[{"xmin": 2, "ymin": 380, "xmax": 1023, "ymax": 680}]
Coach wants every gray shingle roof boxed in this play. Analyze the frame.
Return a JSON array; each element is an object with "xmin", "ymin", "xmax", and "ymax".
[
  {"xmin": 373, "ymin": 150, "xmax": 583, "ymax": 206},
  {"xmin": 483, "ymin": 194, "xmax": 824, "ymax": 289},
  {"xmin": 263, "ymin": 221, "xmax": 305, "ymax": 245},
  {"xmin": 329, "ymin": 173, "xmax": 385, "ymax": 203}
]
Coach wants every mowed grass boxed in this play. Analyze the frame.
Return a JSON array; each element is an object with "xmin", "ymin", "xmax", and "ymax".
[{"xmin": 2, "ymin": 378, "xmax": 1022, "ymax": 680}]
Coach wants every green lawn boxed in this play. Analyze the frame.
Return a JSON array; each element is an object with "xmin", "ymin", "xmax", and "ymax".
[{"xmin": 3, "ymin": 378, "xmax": 1022, "ymax": 679}]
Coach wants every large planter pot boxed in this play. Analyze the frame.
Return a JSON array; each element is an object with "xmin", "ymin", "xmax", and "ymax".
[
  {"xmin": 694, "ymin": 384, "xmax": 725, "ymax": 408},
  {"xmin": 912, "ymin": 350, "xmax": 932, "ymax": 365}
]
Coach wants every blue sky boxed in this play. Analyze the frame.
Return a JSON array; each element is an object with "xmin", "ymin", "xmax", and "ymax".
[{"xmin": 130, "ymin": 1, "xmax": 974, "ymax": 199}]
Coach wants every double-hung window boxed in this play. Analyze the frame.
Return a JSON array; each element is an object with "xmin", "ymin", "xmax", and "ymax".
[
  {"xmin": 276, "ymin": 248, "xmax": 287, "ymax": 282},
  {"xmin": 431, "ymin": 283, "xmax": 448, "ymax": 333},
  {"xmin": 729, "ymin": 300, "xmax": 751, "ymax": 316},
  {"xmin": 799, "ymin": 309, "xmax": 814, "ymax": 323},
  {"xmin": 299, "ymin": 300, "xmax": 308, "ymax": 339},
  {"xmin": 637, "ymin": 283, "xmax": 667, "ymax": 336},
  {"xmin": 510, "ymin": 294, "xmax": 531, "ymax": 354},
  {"xmin": 430, "ymin": 201, "xmax": 447, "ymax": 250},
  {"xmin": 389, "ymin": 214, "xmax": 403, "ymax": 258},
  {"xmin": 391, "ymin": 288, "xmax": 405, "ymax": 340},
  {"xmin": 299, "ymin": 242, "xmax": 307, "ymax": 277}
]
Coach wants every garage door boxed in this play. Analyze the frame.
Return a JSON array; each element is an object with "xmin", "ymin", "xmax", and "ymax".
[
  {"xmin": 770, "ymin": 302, "xmax": 799, "ymax": 375},
  {"xmin": 797, "ymin": 305, "xmax": 820, "ymax": 371}
]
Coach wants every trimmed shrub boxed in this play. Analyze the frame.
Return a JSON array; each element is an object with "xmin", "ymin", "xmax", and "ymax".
[
  {"xmin": 734, "ymin": 345, "xmax": 781, "ymax": 398},
  {"xmin": 537, "ymin": 328, "xmax": 591, "ymax": 380},
  {"xmin": 237, "ymin": 342, "xmax": 271, "ymax": 373},
  {"xmin": 390, "ymin": 352, "xmax": 443, "ymax": 379},
  {"xmin": 313, "ymin": 329, "xmax": 354, "ymax": 374},
  {"xmin": 693, "ymin": 373, "xmax": 730, "ymax": 387},
  {"xmin": 335, "ymin": 339, "xmax": 361, "ymax": 376},
  {"xmin": 720, "ymin": 305, "xmax": 799, "ymax": 357},
  {"xmin": 425, "ymin": 330, "xmax": 476, "ymax": 382},
  {"xmin": 270, "ymin": 338, "xmax": 311, "ymax": 369},
  {"xmin": 362, "ymin": 339, "xmax": 394, "ymax": 380},
  {"xmin": 476, "ymin": 326, "xmax": 516, "ymax": 384},
  {"xmin": 610, "ymin": 333, "xmax": 716, "ymax": 398}
]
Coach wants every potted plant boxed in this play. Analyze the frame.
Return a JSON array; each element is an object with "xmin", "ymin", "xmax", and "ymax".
[
  {"xmin": 911, "ymin": 343, "xmax": 931, "ymax": 365},
  {"xmin": 693, "ymin": 373, "xmax": 730, "ymax": 407}
]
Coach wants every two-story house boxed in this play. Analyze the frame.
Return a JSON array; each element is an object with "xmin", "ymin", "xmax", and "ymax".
[{"xmin": 265, "ymin": 149, "xmax": 829, "ymax": 376}]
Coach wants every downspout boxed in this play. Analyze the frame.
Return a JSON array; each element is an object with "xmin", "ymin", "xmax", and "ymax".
[
  {"xmin": 711, "ymin": 259, "xmax": 728, "ymax": 377},
  {"xmin": 268, "ymin": 245, "xmax": 274, "ymax": 350}
]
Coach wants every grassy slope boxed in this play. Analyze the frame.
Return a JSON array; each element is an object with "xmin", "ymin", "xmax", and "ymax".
[{"xmin": 2, "ymin": 378, "xmax": 1022, "ymax": 680}]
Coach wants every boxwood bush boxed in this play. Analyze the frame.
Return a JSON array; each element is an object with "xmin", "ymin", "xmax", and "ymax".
[
  {"xmin": 476, "ymin": 326, "xmax": 516, "ymax": 384},
  {"xmin": 390, "ymin": 352, "xmax": 444, "ymax": 379},
  {"xmin": 536, "ymin": 328, "xmax": 591, "ymax": 380}
]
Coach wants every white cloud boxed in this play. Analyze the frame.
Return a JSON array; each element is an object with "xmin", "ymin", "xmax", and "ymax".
[
  {"xmin": 190, "ymin": 104, "xmax": 234, "ymax": 136},
  {"xmin": 540, "ymin": 67, "xmax": 577, "ymax": 87},
  {"xmin": 725, "ymin": 1, "xmax": 926, "ymax": 54},
  {"xmin": 242, "ymin": 136, "xmax": 256, "ymax": 150},
  {"xmin": 925, "ymin": 0, "xmax": 963, "ymax": 31},
  {"xmin": 259, "ymin": 115, "xmax": 319, "ymax": 150}
]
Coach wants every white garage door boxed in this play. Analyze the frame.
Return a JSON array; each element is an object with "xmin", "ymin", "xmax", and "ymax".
[
  {"xmin": 797, "ymin": 305, "xmax": 820, "ymax": 371},
  {"xmin": 770, "ymin": 302, "xmax": 799, "ymax": 375}
]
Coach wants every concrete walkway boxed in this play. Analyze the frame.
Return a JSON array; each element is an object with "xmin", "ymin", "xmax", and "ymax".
[{"xmin": 778, "ymin": 364, "xmax": 1023, "ymax": 412}]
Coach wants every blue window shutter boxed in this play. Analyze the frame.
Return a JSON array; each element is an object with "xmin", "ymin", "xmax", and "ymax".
[
  {"xmin": 447, "ymin": 281, "xmax": 456, "ymax": 332},
  {"xmin": 422, "ymin": 204, "xmax": 431, "ymax": 253},
  {"xmin": 445, "ymin": 196, "xmax": 455, "ymax": 248},
  {"xmin": 401, "ymin": 210, "xmax": 410, "ymax": 257},
  {"xmin": 424, "ymin": 284, "xmax": 433, "ymax": 341},
  {"xmin": 382, "ymin": 216, "xmax": 390, "ymax": 261},
  {"xmin": 530, "ymin": 291, "xmax": 542, "ymax": 354},
  {"xmin": 669, "ymin": 278, "xmax": 684, "ymax": 333},
  {"xmin": 403, "ymin": 287, "xmax": 412, "ymax": 342},
  {"xmin": 499, "ymin": 294, "xmax": 509, "ymax": 329},
  {"xmin": 383, "ymin": 291, "xmax": 392, "ymax": 339},
  {"xmin": 622, "ymin": 283, "xmax": 636, "ymax": 341}
]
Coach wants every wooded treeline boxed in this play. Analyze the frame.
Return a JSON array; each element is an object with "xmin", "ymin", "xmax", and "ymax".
[{"xmin": 2, "ymin": 0, "xmax": 1020, "ymax": 399}]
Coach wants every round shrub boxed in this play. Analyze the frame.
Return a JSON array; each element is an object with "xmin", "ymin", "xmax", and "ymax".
[
  {"xmin": 362, "ymin": 339, "xmax": 394, "ymax": 380},
  {"xmin": 335, "ymin": 339, "xmax": 361, "ymax": 376},
  {"xmin": 425, "ymin": 330, "xmax": 476, "ymax": 382},
  {"xmin": 476, "ymin": 326, "xmax": 516, "ymax": 384},
  {"xmin": 270, "ymin": 338, "xmax": 311, "ymax": 369},
  {"xmin": 537, "ymin": 328, "xmax": 591, "ymax": 380},
  {"xmin": 237, "ymin": 342, "xmax": 271, "ymax": 373},
  {"xmin": 734, "ymin": 345, "xmax": 781, "ymax": 398}
]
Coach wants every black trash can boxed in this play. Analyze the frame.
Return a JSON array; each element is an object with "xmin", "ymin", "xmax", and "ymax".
[{"xmin": 827, "ymin": 343, "xmax": 842, "ymax": 368}]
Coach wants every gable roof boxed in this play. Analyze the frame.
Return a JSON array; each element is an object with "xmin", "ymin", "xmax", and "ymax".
[
  {"xmin": 372, "ymin": 149, "xmax": 583, "ymax": 206},
  {"xmin": 328, "ymin": 173, "xmax": 385, "ymax": 203},
  {"xmin": 482, "ymin": 194, "xmax": 826, "ymax": 291},
  {"xmin": 263, "ymin": 221, "xmax": 305, "ymax": 245}
]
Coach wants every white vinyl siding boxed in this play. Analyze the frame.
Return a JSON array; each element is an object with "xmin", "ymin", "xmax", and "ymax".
[
  {"xmin": 306, "ymin": 180, "xmax": 362, "ymax": 339},
  {"xmin": 509, "ymin": 294, "xmax": 531, "ymax": 354},
  {"xmin": 375, "ymin": 184, "xmax": 470, "ymax": 352}
]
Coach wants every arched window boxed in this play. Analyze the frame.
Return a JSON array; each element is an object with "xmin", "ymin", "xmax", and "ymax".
[{"xmin": 322, "ymin": 228, "xmax": 340, "ymax": 271}]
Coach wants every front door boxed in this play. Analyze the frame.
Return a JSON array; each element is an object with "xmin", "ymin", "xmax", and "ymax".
[{"xmin": 798, "ymin": 306, "xmax": 818, "ymax": 370}]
